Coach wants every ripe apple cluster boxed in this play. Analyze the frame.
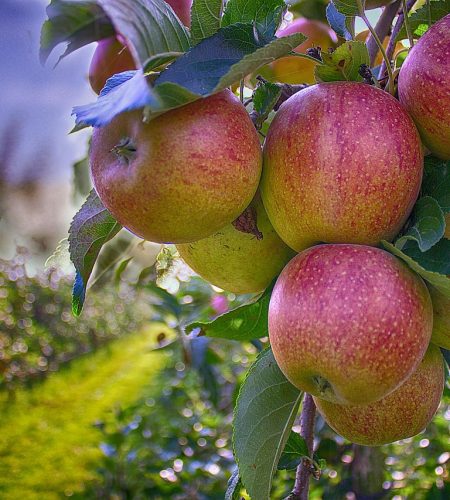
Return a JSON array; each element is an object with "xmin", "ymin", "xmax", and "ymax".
[{"xmin": 88, "ymin": 7, "xmax": 449, "ymax": 447}]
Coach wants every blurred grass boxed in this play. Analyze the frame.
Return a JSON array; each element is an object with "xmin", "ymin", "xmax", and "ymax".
[{"xmin": 0, "ymin": 323, "xmax": 173, "ymax": 500}]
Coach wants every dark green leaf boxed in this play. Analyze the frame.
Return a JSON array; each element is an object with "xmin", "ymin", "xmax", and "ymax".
[
  {"xmin": 69, "ymin": 190, "xmax": 122, "ymax": 316},
  {"xmin": 72, "ymin": 155, "xmax": 92, "ymax": 198},
  {"xmin": 396, "ymin": 196, "xmax": 445, "ymax": 252},
  {"xmin": 40, "ymin": 0, "xmax": 114, "ymax": 65},
  {"xmin": 397, "ymin": 0, "xmax": 450, "ymax": 41},
  {"xmin": 315, "ymin": 41, "xmax": 369, "ymax": 82},
  {"xmin": 252, "ymin": 81, "xmax": 282, "ymax": 129},
  {"xmin": 190, "ymin": 0, "xmax": 224, "ymax": 45},
  {"xmin": 145, "ymin": 282, "xmax": 182, "ymax": 318},
  {"xmin": 233, "ymin": 348, "xmax": 303, "ymax": 500},
  {"xmin": 185, "ymin": 285, "xmax": 273, "ymax": 340},
  {"xmin": 326, "ymin": 2, "xmax": 353, "ymax": 40},
  {"xmin": 222, "ymin": 0, "xmax": 286, "ymax": 38},
  {"xmin": 278, "ymin": 431, "xmax": 308, "ymax": 470},
  {"xmin": 225, "ymin": 468, "xmax": 243, "ymax": 500},
  {"xmin": 422, "ymin": 157, "xmax": 450, "ymax": 214},
  {"xmin": 114, "ymin": 257, "xmax": 133, "ymax": 285},
  {"xmin": 331, "ymin": 0, "xmax": 359, "ymax": 16},
  {"xmin": 402, "ymin": 239, "xmax": 450, "ymax": 276},
  {"xmin": 288, "ymin": 0, "xmax": 328, "ymax": 22},
  {"xmin": 382, "ymin": 240, "xmax": 450, "ymax": 298}
]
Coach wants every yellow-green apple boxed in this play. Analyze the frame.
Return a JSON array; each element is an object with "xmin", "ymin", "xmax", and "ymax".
[
  {"xmin": 428, "ymin": 286, "xmax": 450, "ymax": 349},
  {"xmin": 261, "ymin": 82, "xmax": 423, "ymax": 251},
  {"xmin": 177, "ymin": 195, "xmax": 295, "ymax": 294},
  {"xmin": 269, "ymin": 244, "xmax": 433, "ymax": 405},
  {"xmin": 89, "ymin": 37, "xmax": 136, "ymax": 94},
  {"xmin": 271, "ymin": 18, "xmax": 337, "ymax": 84},
  {"xmin": 90, "ymin": 90, "xmax": 262, "ymax": 243},
  {"xmin": 398, "ymin": 15, "xmax": 450, "ymax": 159},
  {"xmin": 314, "ymin": 344, "xmax": 445, "ymax": 446}
]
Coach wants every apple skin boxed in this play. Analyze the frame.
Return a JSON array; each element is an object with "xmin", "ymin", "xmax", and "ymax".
[
  {"xmin": 89, "ymin": 37, "xmax": 136, "ymax": 94},
  {"xmin": 176, "ymin": 195, "xmax": 296, "ymax": 294},
  {"xmin": 428, "ymin": 286, "xmax": 450, "ymax": 349},
  {"xmin": 269, "ymin": 244, "xmax": 433, "ymax": 405},
  {"xmin": 398, "ymin": 15, "xmax": 450, "ymax": 160},
  {"xmin": 90, "ymin": 90, "xmax": 262, "ymax": 244},
  {"xmin": 166, "ymin": 0, "xmax": 192, "ymax": 27},
  {"xmin": 314, "ymin": 344, "xmax": 445, "ymax": 446},
  {"xmin": 261, "ymin": 82, "xmax": 423, "ymax": 251},
  {"xmin": 271, "ymin": 18, "xmax": 337, "ymax": 84}
]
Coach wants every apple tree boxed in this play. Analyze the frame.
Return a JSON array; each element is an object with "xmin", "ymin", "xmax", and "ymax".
[{"xmin": 40, "ymin": 0, "xmax": 450, "ymax": 497}]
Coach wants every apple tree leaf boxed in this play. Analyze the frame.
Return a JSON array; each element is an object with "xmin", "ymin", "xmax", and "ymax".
[
  {"xmin": 185, "ymin": 284, "xmax": 273, "ymax": 340},
  {"xmin": 315, "ymin": 41, "xmax": 369, "ymax": 82},
  {"xmin": 277, "ymin": 431, "xmax": 308, "ymax": 470},
  {"xmin": 40, "ymin": 0, "xmax": 114, "ymax": 65},
  {"xmin": 69, "ymin": 190, "xmax": 122, "ymax": 316},
  {"xmin": 326, "ymin": 1, "xmax": 353, "ymax": 40},
  {"xmin": 382, "ymin": 240, "xmax": 450, "ymax": 298},
  {"xmin": 397, "ymin": 0, "xmax": 450, "ymax": 41},
  {"xmin": 221, "ymin": 0, "xmax": 287, "ymax": 38},
  {"xmin": 395, "ymin": 196, "xmax": 445, "ymax": 253},
  {"xmin": 225, "ymin": 468, "xmax": 244, "ymax": 500},
  {"xmin": 422, "ymin": 157, "xmax": 450, "ymax": 214},
  {"xmin": 252, "ymin": 80, "xmax": 282, "ymax": 129},
  {"xmin": 233, "ymin": 348, "xmax": 303, "ymax": 500},
  {"xmin": 190, "ymin": 0, "xmax": 224, "ymax": 45},
  {"xmin": 331, "ymin": 0, "xmax": 360, "ymax": 16}
]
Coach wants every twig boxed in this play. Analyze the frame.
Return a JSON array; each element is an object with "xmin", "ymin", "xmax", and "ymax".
[
  {"xmin": 289, "ymin": 394, "xmax": 317, "ymax": 500},
  {"xmin": 366, "ymin": 0, "xmax": 401, "ymax": 67},
  {"xmin": 378, "ymin": 0, "xmax": 416, "ymax": 79},
  {"xmin": 402, "ymin": 0, "xmax": 415, "ymax": 47}
]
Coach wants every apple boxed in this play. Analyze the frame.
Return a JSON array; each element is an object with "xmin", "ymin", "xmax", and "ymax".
[
  {"xmin": 428, "ymin": 286, "xmax": 450, "ymax": 349},
  {"xmin": 271, "ymin": 18, "xmax": 337, "ymax": 84},
  {"xmin": 261, "ymin": 82, "xmax": 424, "ymax": 251},
  {"xmin": 89, "ymin": 37, "xmax": 136, "ymax": 94},
  {"xmin": 398, "ymin": 15, "xmax": 450, "ymax": 160},
  {"xmin": 90, "ymin": 90, "xmax": 262, "ymax": 244},
  {"xmin": 269, "ymin": 244, "xmax": 433, "ymax": 405},
  {"xmin": 314, "ymin": 344, "xmax": 445, "ymax": 446},
  {"xmin": 176, "ymin": 195, "xmax": 295, "ymax": 294},
  {"xmin": 166, "ymin": 0, "xmax": 192, "ymax": 27}
]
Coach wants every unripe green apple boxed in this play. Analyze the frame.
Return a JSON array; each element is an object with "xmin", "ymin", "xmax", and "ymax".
[
  {"xmin": 314, "ymin": 344, "xmax": 445, "ymax": 446},
  {"xmin": 269, "ymin": 244, "xmax": 433, "ymax": 405},
  {"xmin": 271, "ymin": 18, "xmax": 337, "ymax": 84},
  {"xmin": 398, "ymin": 15, "xmax": 450, "ymax": 160},
  {"xmin": 90, "ymin": 90, "xmax": 262, "ymax": 244},
  {"xmin": 89, "ymin": 37, "xmax": 136, "ymax": 94},
  {"xmin": 261, "ymin": 82, "xmax": 423, "ymax": 251},
  {"xmin": 177, "ymin": 195, "xmax": 295, "ymax": 294},
  {"xmin": 428, "ymin": 286, "xmax": 450, "ymax": 349}
]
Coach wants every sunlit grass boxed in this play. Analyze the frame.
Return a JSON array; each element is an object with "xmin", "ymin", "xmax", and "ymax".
[{"xmin": 0, "ymin": 323, "xmax": 173, "ymax": 500}]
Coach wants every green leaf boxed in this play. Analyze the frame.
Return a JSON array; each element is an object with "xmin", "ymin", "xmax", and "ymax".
[
  {"xmin": 422, "ymin": 157, "xmax": 450, "ymax": 214},
  {"xmin": 190, "ymin": 0, "xmax": 224, "ymax": 45},
  {"xmin": 222, "ymin": 0, "xmax": 287, "ymax": 38},
  {"xmin": 326, "ymin": 2, "xmax": 353, "ymax": 40},
  {"xmin": 69, "ymin": 190, "xmax": 122, "ymax": 316},
  {"xmin": 382, "ymin": 241, "xmax": 450, "ymax": 298},
  {"xmin": 402, "ymin": 239, "xmax": 450, "ymax": 276},
  {"xmin": 40, "ymin": 0, "xmax": 114, "ymax": 65},
  {"xmin": 252, "ymin": 80, "xmax": 282, "ymax": 129},
  {"xmin": 396, "ymin": 196, "xmax": 445, "ymax": 252},
  {"xmin": 233, "ymin": 348, "xmax": 303, "ymax": 500},
  {"xmin": 99, "ymin": 0, "xmax": 191, "ymax": 67},
  {"xmin": 278, "ymin": 431, "xmax": 308, "ymax": 470},
  {"xmin": 397, "ymin": 0, "xmax": 450, "ymax": 41},
  {"xmin": 114, "ymin": 257, "xmax": 133, "ymax": 285},
  {"xmin": 331, "ymin": 0, "xmax": 359, "ymax": 16},
  {"xmin": 315, "ymin": 41, "xmax": 369, "ymax": 82},
  {"xmin": 185, "ymin": 284, "xmax": 273, "ymax": 340},
  {"xmin": 225, "ymin": 468, "xmax": 243, "ymax": 500}
]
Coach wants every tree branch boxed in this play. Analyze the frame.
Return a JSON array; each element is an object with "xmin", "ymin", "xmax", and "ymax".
[
  {"xmin": 378, "ymin": 0, "xmax": 416, "ymax": 79},
  {"xmin": 288, "ymin": 394, "xmax": 317, "ymax": 500},
  {"xmin": 366, "ymin": 0, "xmax": 401, "ymax": 66}
]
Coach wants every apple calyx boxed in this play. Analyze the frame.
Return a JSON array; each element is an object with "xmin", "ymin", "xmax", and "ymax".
[
  {"xmin": 306, "ymin": 47, "xmax": 322, "ymax": 61},
  {"xmin": 232, "ymin": 205, "xmax": 263, "ymax": 240},
  {"xmin": 111, "ymin": 137, "xmax": 137, "ymax": 164},
  {"xmin": 312, "ymin": 375, "xmax": 335, "ymax": 400}
]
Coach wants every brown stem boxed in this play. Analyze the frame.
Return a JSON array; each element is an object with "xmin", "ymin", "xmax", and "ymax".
[
  {"xmin": 378, "ymin": 0, "xmax": 416, "ymax": 79},
  {"xmin": 290, "ymin": 394, "xmax": 317, "ymax": 500},
  {"xmin": 366, "ymin": 0, "xmax": 401, "ymax": 67}
]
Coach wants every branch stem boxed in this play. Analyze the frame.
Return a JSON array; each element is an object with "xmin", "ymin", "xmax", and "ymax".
[
  {"xmin": 402, "ymin": 0, "xmax": 415, "ymax": 47},
  {"xmin": 291, "ymin": 394, "xmax": 316, "ymax": 500}
]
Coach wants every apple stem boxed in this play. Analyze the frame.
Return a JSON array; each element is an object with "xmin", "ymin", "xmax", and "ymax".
[
  {"xmin": 402, "ymin": 0, "xmax": 415, "ymax": 48},
  {"xmin": 289, "ymin": 51, "xmax": 325, "ymax": 65},
  {"xmin": 290, "ymin": 393, "xmax": 317, "ymax": 500},
  {"xmin": 239, "ymin": 79, "xmax": 245, "ymax": 103},
  {"xmin": 378, "ymin": 0, "xmax": 416, "ymax": 80},
  {"xmin": 366, "ymin": 0, "xmax": 401, "ymax": 67}
]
